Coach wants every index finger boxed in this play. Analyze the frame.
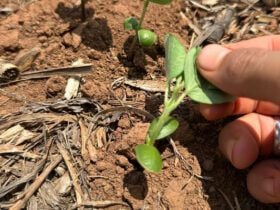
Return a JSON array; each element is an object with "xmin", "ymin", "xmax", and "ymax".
[
  {"xmin": 225, "ymin": 35, "xmax": 280, "ymax": 50},
  {"xmin": 199, "ymin": 98, "xmax": 280, "ymax": 121}
]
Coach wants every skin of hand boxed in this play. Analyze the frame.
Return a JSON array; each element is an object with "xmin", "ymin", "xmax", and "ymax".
[{"xmin": 196, "ymin": 35, "xmax": 280, "ymax": 204}]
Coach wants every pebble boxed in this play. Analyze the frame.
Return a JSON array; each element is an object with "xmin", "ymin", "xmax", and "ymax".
[
  {"xmin": 0, "ymin": 29, "xmax": 19, "ymax": 51},
  {"xmin": 115, "ymin": 155, "xmax": 130, "ymax": 168},
  {"xmin": 87, "ymin": 49, "xmax": 102, "ymax": 60},
  {"xmin": 62, "ymin": 32, "xmax": 81, "ymax": 49},
  {"xmin": 95, "ymin": 161, "xmax": 108, "ymax": 172},
  {"xmin": 38, "ymin": 36, "xmax": 47, "ymax": 43},
  {"xmin": 45, "ymin": 76, "xmax": 66, "ymax": 95},
  {"xmin": 118, "ymin": 117, "xmax": 131, "ymax": 129}
]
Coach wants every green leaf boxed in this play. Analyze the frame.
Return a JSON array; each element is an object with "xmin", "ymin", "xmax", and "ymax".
[
  {"xmin": 135, "ymin": 144, "xmax": 163, "ymax": 173},
  {"xmin": 184, "ymin": 47, "xmax": 236, "ymax": 104},
  {"xmin": 138, "ymin": 29, "xmax": 157, "ymax": 47},
  {"xmin": 150, "ymin": 0, "xmax": 172, "ymax": 5},
  {"xmin": 149, "ymin": 116, "xmax": 179, "ymax": 140},
  {"xmin": 124, "ymin": 17, "xmax": 139, "ymax": 30},
  {"xmin": 164, "ymin": 34, "xmax": 186, "ymax": 81}
]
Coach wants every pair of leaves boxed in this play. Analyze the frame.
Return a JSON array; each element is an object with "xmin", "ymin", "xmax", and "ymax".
[
  {"xmin": 148, "ymin": 116, "xmax": 179, "ymax": 141},
  {"xmin": 136, "ymin": 116, "xmax": 178, "ymax": 173},
  {"xmin": 124, "ymin": 17, "xmax": 139, "ymax": 31},
  {"xmin": 164, "ymin": 34, "xmax": 235, "ymax": 104}
]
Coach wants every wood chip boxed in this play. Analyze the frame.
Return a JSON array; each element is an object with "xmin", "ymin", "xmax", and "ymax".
[
  {"xmin": 0, "ymin": 144, "xmax": 40, "ymax": 159},
  {"xmin": 124, "ymin": 79, "xmax": 165, "ymax": 92},
  {"xmin": 0, "ymin": 59, "xmax": 19, "ymax": 82},
  {"xmin": 70, "ymin": 200, "xmax": 129, "ymax": 209},
  {"xmin": 10, "ymin": 156, "xmax": 63, "ymax": 210},
  {"xmin": 56, "ymin": 140, "xmax": 84, "ymax": 208},
  {"xmin": 14, "ymin": 47, "xmax": 41, "ymax": 72},
  {"xmin": 64, "ymin": 59, "xmax": 85, "ymax": 100},
  {"xmin": 79, "ymin": 120, "xmax": 89, "ymax": 161}
]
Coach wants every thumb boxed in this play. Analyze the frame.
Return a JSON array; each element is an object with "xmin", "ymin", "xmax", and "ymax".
[{"xmin": 197, "ymin": 45, "xmax": 280, "ymax": 104}]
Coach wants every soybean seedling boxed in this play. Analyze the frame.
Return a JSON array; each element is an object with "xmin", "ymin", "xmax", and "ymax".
[
  {"xmin": 135, "ymin": 34, "xmax": 235, "ymax": 173},
  {"xmin": 123, "ymin": 0, "xmax": 172, "ymax": 58}
]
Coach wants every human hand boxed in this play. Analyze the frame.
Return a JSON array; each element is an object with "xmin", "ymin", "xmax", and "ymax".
[{"xmin": 197, "ymin": 35, "xmax": 280, "ymax": 203}]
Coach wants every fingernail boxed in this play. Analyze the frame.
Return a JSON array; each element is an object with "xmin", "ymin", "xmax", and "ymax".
[
  {"xmin": 262, "ymin": 178, "xmax": 280, "ymax": 198},
  {"xmin": 197, "ymin": 44, "xmax": 231, "ymax": 71}
]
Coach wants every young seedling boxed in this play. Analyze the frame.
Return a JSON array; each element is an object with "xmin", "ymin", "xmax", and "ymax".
[
  {"xmin": 135, "ymin": 34, "xmax": 235, "ymax": 173},
  {"xmin": 123, "ymin": 0, "xmax": 172, "ymax": 58}
]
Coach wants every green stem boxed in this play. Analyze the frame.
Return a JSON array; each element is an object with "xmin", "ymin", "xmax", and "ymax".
[
  {"xmin": 127, "ymin": 0, "xmax": 150, "ymax": 59},
  {"xmin": 146, "ymin": 76, "xmax": 186, "ymax": 145},
  {"xmin": 147, "ymin": 109, "xmax": 171, "ymax": 145},
  {"xmin": 138, "ymin": 0, "xmax": 150, "ymax": 28}
]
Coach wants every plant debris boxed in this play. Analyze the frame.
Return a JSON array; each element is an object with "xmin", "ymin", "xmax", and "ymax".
[{"xmin": 0, "ymin": 0, "xmax": 279, "ymax": 209}]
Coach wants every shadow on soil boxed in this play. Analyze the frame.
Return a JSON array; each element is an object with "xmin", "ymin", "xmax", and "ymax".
[
  {"xmin": 117, "ymin": 35, "xmax": 164, "ymax": 79},
  {"xmin": 123, "ymin": 170, "xmax": 148, "ymax": 200},
  {"xmin": 55, "ymin": 2, "xmax": 113, "ymax": 51}
]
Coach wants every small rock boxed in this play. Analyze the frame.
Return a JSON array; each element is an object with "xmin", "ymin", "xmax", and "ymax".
[
  {"xmin": 202, "ymin": 159, "xmax": 214, "ymax": 171},
  {"xmin": 46, "ymin": 76, "xmax": 66, "ymax": 95},
  {"xmin": 38, "ymin": 36, "xmax": 47, "ymax": 43},
  {"xmin": 39, "ymin": 25, "xmax": 53, "ymax": 37},
  {"xmin": 0, "ymin": 29, "xmax": 19, "ymax": 51},
  {"xmin": 118, "ymin": 117, "xmax": 131, "ymax": 129},
  {"xmin": 126, "ymin": 88, "xmax": 133, "ymax": 97},
  {"xmin": 96, "ymin": 161, "xmax": 109, "ymax": 172},
  {"xmin": 80, "ymin": 81, "xmax": 108, "ymax": 100},
  {"xmin": 42, "ymin": 42, "xmax": 49, "ymax": 48},
  {"xmin": 44, "ymin": 43, "xmax": 60, "ymax": 54},
  {"xmin": 63, "ymin": 32, "xmax": 82, "ymax": 49},
  {"xmin": 172, "ymin": 170, "xmax": 182, "ymax": 177},
  {"xmin": 116, "ymin": 166, "xmax": 125, "ymax": 174},
  {"xmin": 163, "ymin": 161, "xmax": 169, "ymax": 169},
  {"xmin": 87, "ymin": 49, "xmax": 102, "ymax": 60},
  {"xmin": 115, "ymin": 155, "xmax": 130, "ymax": 168}
]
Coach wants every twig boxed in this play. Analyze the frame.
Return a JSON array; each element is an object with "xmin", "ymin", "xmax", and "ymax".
[
  {"xmin": 216, "ymin": 188, "xmax": 235, "ymax": 210},
  {"xmin": 180, "ymin": 11, "xmax": 201, "ymax": 35},
  {"xmin": 189, "ymin": 0, "xmax": 211, "ymax": 11},
  {"xmin": 0, "ymin": 64, "xmax": 92, "ymax": 87},
  {"xmin": 233, "ymin": 191, "xmax": 241, "ymax": 210},
  {"xmin": 88, "ymin": 175, "xmax": 109, "ymax": 180},
  {"xmin": 0, "ymin": 113, "xmax": 77, "ymax": 130},
  {"xmin": 9, "ymin": 156, "xmax": 62, "ymax": 210},
  {"xmin": 0, "ymin": 140, "xmax": 53, "ymax": 199},
  {"xmin": 20, "ymin": 64, "xmax": 92, "ymax": 79},
  {"xmin": 69, "ymin": 200, "xmax": 129, "ymax": 210},
  {"xmin": 89, "ymin": 106, "xmax": 154, "ymax": 122},
  {"xmin": 56, "ymin": 139, "xmax": 84, "ymax": 208},
  {"xmin": 79, "ymin": 120, "xmax": 89, "ymax": 160},
  {"xmin": 169, "ymin": 138, "xmax": 213, "ymax": 181},
  {"xmin": 124, "ymin": 79, "xmax": 166, "ymax": 93},
  {"xmin": 181, "ymin": 175, "xmax": 194, "ymax": 190},
  {"xmin": 0, "ymin": 144, "xmax": 40, "ymax": 159}
]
